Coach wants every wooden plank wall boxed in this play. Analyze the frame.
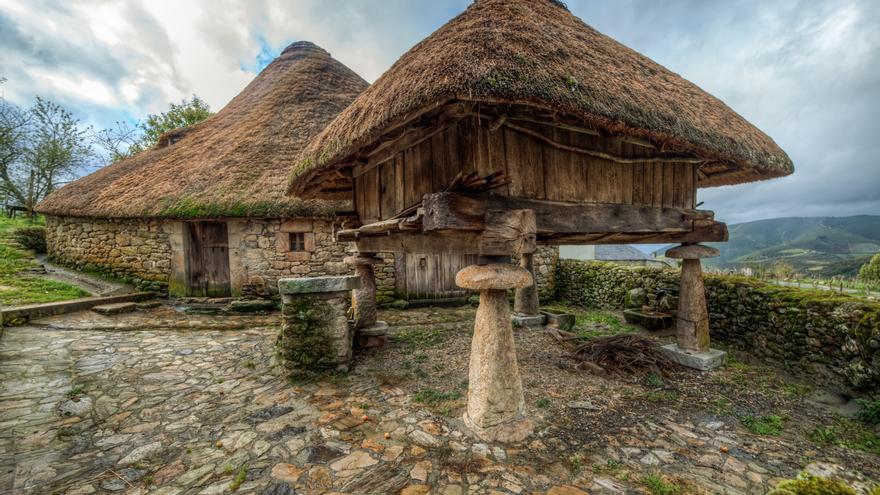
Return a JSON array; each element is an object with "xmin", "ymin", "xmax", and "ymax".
[{"xmin": 354, "ymin": 116, "xmax": 697, "ymax": 223}]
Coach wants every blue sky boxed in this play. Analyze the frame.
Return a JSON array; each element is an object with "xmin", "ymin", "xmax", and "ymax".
[{"xmin": 1, "ymin": 0, "xmax": 878, "ymax": 225}]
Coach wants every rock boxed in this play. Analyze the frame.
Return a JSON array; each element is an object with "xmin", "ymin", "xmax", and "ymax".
[
  {"xmin": 227, "ymin": 298, "xmax": 276, "ymax": 313},
  {"xmin": 410, "ymin": 429, "xmax": 438, "ymax": 447},
  {"xmin": 391, "ymin": 299, "xmax": 409, "ymax": 310},
  {"xmin": 271, "ymin": 463, "xmax": 305, "ymax": 483},
  {"xmin": 625, "ymin": 288, "xmax": 647, "ymax": 308},
  {"xmin": 92, "ymin": 302, "xmax": 137, "ymax": 315},
  {"xmin": 329, "ymin": 451, "xmax": 378, "ymax": 471},
  {"xmin": 400, "ymin": 485, "xmax": 430, "ymax": 495},
  {"xmin": 59, "ymin": 396, "xmax": 93, "ymax": 416},
  {"xmin": 263, "ymin": 481, "xmax": 297, "ymax": 495},
  {"xmin": 118, "ymin": 441, "xmax": 163, "ymax": 465},
  {"xmin": 410, "ymin": 460, "xmax": 431, "ymax": 481},
  {"xmin": 547, "ymin": 486, "xmax": 589, "ymax": 495},
  {"xmin": 567, "ymin": 400, "xmax": 600, "ymax": 411},
  {"xmin": 278, "ymin": 275, "xmax": 361, "ymax": 294}
]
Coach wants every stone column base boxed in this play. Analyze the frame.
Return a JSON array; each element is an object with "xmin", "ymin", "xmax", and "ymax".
[
  {"xmin": 355, "ymin": 321, "xmax": 389, "ymax": 349},
  {"xmin": 463, "ymin": 412, "xmax": 533, "ymax": 444},
  {"xmin": 511, "ymin": 314, "xmax": 546, "ymax": 329},
  {"xmin": 661, "ymin": 343, "xmax": 726, "ymax": 371}
]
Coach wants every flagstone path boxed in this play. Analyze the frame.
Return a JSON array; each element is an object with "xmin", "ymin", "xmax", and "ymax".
[{"xmin": 0, "ymin": 304, "xmax": 877, "ymax": 494}]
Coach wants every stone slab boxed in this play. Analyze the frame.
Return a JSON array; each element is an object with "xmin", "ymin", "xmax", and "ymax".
[
  {"xmin": 540, "ymin": 311, "xmax": 575, "ymax": 331},
  {"xmin": 623, "ymin": 309, "xmax": 673, "ymax": 331},
  {"xmin": 1, "ymin": 292, "xmax": 154, "ymax": 326},
  {"xmin": 661, "ymin": 343, "xmax": 726, "ymax": 371},
  {"xmin": 512, "ymin": 314, "xmax": 546, "ymax": 329},
  {"xmin": 92, "ymin": 302, "xmax": 138, "ymax": 315},
  {"xmin": 278, "ymin": 276, "xmax": 361, "ymax": 295}
]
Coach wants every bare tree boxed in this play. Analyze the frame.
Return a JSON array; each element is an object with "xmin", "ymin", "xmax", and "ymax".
[
  {"xmin": 0, "ymin": 95, "xmax": 93, "ymax": 216},
  {"xmin": 92, "ymin": 120, "xmax": 142, "ymax": 163}
]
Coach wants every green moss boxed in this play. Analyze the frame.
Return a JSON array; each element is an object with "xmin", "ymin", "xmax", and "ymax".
[
  {"xmin": 768, "ymin": 473, "xmax": 857, "ymax": 495},
  {"xmin": 278, "ymin": 297, "xmax": 339, "ymax": 376},
  {"xmin": 741, "ymin": 414, "xmax": 787, "ymax": 436},
  {"xmin": 642, "ymin": 473, "xmax": 681, "ymax": 495},
  {"xmin": 228, "ymin": 465, "xmax": 248, "ymax": 492}
]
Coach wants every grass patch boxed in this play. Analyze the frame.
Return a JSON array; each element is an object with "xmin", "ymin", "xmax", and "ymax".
[
  {"xmin": 392, "ymin": 326, "xmax": 447, "ymax": 348},
  {"xmin": 536, "ymin": 397, "xmax": 551, "ymax": 408},
  {"xmin": 0, "ymin": 215, "xmax": 88, "ymax": 306},
  {"xmin": 229, "ymin": 464, "xmax": 247, "ymax": 492},
  {"xmin": 66, "ymin": 385, "xmax": 85, "ymax": 398},
  {"xmin": 574, "ymin": 310, "xmax": 636, "ymax": 339},
  {"xmin": 642, "ymin": 473, "xmax": 681, "ymax": 495},
  {"xmin": 768, "ymin": 472, "xmax": 857, "ymax": 494},
  {"xmin": 806, "ymin": 418, "xmax": 880, "ymax": 455},
  {"xmin": 741, "ymin": 414, "xmax": 787, "ymax": 436},
  {"xmin": 567, "ymin": 452, "xmax": 585, "ymax": 473},
  {"xmin": 856, "ymin": 398, "xmax": 880, "ymax": 426}
]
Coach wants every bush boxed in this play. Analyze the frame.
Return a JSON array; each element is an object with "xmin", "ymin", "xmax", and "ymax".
[{"xmin": 13, "ymin": 226, "xmax": 46, "ymax": 253}]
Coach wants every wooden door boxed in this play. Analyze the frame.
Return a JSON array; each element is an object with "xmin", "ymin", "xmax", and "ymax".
[
  {"xmin": 186, "ymin": 222, "xmax": 231, "ymax": 297},
  {"xmin": 399, "ymin": 252, "xmax": 477, "ymax": 300}
]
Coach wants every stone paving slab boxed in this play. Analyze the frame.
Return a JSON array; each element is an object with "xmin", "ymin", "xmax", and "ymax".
[{"xmin": 0, "ymin": 305, "xmax": 876, "ymax": 495}]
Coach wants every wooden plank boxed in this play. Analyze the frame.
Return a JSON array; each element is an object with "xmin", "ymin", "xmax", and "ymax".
[
  {"xmin": 474, "ymin": 119, "xmax": 491, "ymax": 179},
  {"xmin": 544, "ymin": 128, "xmax": 587, "ymax": 201},
  {"xmin": 395, "ymin": 153, "xmax": 405, "ymax": 213},
  {"xmin": 355, "ymin": 177, "xmax": 366, "ymax": 223},
  {"xmin": 403, "ymin": 147, "xmax": 417, "ymax": 209},
  {"xmin": 380, "ymin": 159, "xmax": 396, "ymax": 220},
  {"xmin": 431, "ymin": 130, "xmax": 448, "ymax": 191},
  {"xmin": 504, "ymin": 126, "xmax": 545, "ymax": 199},
  {"xmin": 363, "ymin": 169, "xmax": 380, "ymax": 223},
  {"xmin": 422, "ymin": 192, "xmax": 699, "ymax": 235},
  {"xmin": 445, "ymin": 123, "xmax": 461, "ymax": 178},
  {"xmin": 458, "ymin": 119, "xmax": 477, "ymax": 176},
  {"xmin": 652, "ymin": 160, "xmax": 663, "ymax": 207},
  {"xmin": 486, "ymin": 126, "xmax": 508, "ymax": 195},
  {"xmin": 663, "ymin": 162, "xmax": 675, "ymax": 207}
]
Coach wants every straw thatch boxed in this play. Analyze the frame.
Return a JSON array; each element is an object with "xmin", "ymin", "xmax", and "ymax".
[
  {"xmin": 290, "ymin": 0, "xmax": 792, "ymax": 197},
  {"xmin": 38, "ymin": 42, "xmax": 367, "ymax": 219}
]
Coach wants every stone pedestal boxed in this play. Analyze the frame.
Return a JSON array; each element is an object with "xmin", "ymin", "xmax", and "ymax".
[
  {"xmin": 456, "ymin": 263, "xmax": 534, "ymax": 443},
  {"xmin": 513, "ymin": 253, "xmax": 544, "ymax": 328},
  {"xmin": 664, "ymin": 243, "xmax": 726, "ymax": 370},
  {"xmin": 278, "ymin": 276, "xmax": 361, "ymax": 373},
  {"xmin": 345, "ymin": 254, "xmax": 388, "ymax": 348}
]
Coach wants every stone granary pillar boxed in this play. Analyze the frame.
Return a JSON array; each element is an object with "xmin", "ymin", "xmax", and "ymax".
[
  {"xmin": 344, "ymin": 254, "xmax": 389, "ymax": 348},
  {"xmin": 456, "ymin": 263, "xmax": 534, "ymax": 443},
  {"xmin": 277, "ymin": 275, "xmax": 361, "ymax": 373},
  {"xmin": 661, "ymin": 243, "xmax": 726, "ymax": 370},
  {"xmin": 513, "ymin": 252, "xmax": 545, "ymax": 328}
]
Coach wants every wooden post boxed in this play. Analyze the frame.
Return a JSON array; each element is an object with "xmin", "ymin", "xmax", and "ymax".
[{"xmin": 456, "ymin": 263, "xmax": 534, "ymax": 443}]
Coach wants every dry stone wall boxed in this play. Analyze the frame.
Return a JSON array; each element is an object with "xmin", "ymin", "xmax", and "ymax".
[
  {"xmin": 554, "ymin": 259, "xmax": 880, "ymax": 393},
  {"xmin": 45, "ymin": 216, "xmax": 172, "ymax": 292}
]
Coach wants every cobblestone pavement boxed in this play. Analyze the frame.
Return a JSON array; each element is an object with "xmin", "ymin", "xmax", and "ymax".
[{"xmin": 0, "ymin": 304, "xmax": 877, "ymax": 494}]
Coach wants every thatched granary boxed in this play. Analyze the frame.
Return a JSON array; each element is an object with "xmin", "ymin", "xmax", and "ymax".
[
  {"xmin": 37, "ymin": 42, "xmax": 370, "ymax": 297},
  {"xmin": 282, "ymin": 0, "xmax": 793, "ymax": 440}
]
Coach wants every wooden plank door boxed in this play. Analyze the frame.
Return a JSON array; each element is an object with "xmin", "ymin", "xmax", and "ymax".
[
  {"xmin": 400, "ymin": 252, "xmax": 478, "ymax": 300},
  {"xmin": 186, "ymin": 222, "xmax": 231, "ymax": 297}
]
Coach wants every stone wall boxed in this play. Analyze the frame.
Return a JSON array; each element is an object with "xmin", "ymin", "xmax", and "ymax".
[
  {"xmin": 533, "ymin": 246, "xmax": 559, "ymax": 301},
  {"xmin": 554, "ymin": 259, "xmax": 880, "ymax": 393},
  {"xmin": 45, "ymin": 216, "xmax": 172, "ymax": 292}
]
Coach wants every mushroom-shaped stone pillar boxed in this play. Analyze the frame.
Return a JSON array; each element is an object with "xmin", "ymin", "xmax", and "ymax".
[
  {"xmin": 456, "ymin": 263, "xmax": 534, "ymax": 443},
  {"xmin": 662, "ymin": 243, "xmax": 726, "ymax": 370},
  {"xmin": 344, "ymin": 254, "xmax": 388, "ymax": 347}
]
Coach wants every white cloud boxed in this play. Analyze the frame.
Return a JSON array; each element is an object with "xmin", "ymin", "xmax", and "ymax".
[{"xmin": 0, "ymin": 0, "xmax": 877, "ymax": 223}]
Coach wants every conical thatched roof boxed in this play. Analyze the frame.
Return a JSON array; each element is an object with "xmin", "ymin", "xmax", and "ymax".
[
  {"xmin": 290, "ymin": 0, "xmax": 792, "ymax": 198},
  {"xmin": 38, "ymin": 41, "xmax": 368, "ymax": 219}
]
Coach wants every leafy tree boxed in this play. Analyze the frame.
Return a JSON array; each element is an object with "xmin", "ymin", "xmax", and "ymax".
[
  {"xmin": 859, "ymin": 252, "xmax": 880, "ymax": 283},
  {"xmin": 94, "ymin": 95, "xmax": 212, "ymax": 162},
  {"xmin": 771, "ymin": 261, "xmax": 797, "ymax": 280},
  {"xmin": 0, "ymin": 91, "xmax": 93, "ymax": 216},
  {"xmin": 138, "ymin": 95, "xmax": 212, "ymax": 150}
]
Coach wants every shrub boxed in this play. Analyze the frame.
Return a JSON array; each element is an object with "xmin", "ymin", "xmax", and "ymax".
[
  {"xmin": 857, "ymin": 398, "xmax": 880, "ymax": 426},
  {"xmin": 13, "ymin": 226, "xmax": 46, "ymax": 253}
]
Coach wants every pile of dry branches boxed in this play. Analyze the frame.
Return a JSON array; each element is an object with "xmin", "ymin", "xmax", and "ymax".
[{"xmin": 549, "ymin": 329, "xmax": 680, "ymax": 377}]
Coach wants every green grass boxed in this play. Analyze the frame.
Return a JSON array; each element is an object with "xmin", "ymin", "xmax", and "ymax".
[
  {"xmin": 392, "ymin": 326, "xmax": 447, "ymax": 348},
  {"xmin": 0, "ymin": 215, "xmax": 88, "ymax": 306},
  {"xmin": 642, "ymin": 473, "xmax": 681, "ymax": 495},
  {"xmin": 412, "ymin": 389, "xmax": 461, "ymax": 405},
  {"xmin": 741, "ymin": 414, "xmax": 787, "ymax": 436},
  {"xmin": 574, "ymin": 310, "xmax": 636, "ymax": 339},
  {"xmin": 228, "ymin": 465, "xmax": 247, "ymax": 492},
  {"xmin": 536, "ymin": 397, "xmax": 551, "ymax": 408}
]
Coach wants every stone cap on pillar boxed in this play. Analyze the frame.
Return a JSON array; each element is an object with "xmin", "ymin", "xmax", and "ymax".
[
  {"xmin": 279, "ymin": 275, "xmax": 361, "ymax": 295},
  {"xmin": 665, "ymin": 243, "xmax": 720, "ymax": 260},
  {"xmin": 456, "ymin": 264, "xmax": 533, "ymax": 290},
  {"xmin": 344, "ymin": 255, "xmax": 382, "ymax": 266}
]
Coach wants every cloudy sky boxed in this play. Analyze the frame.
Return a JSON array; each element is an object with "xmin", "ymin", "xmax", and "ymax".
[{"xmin": 1, "ymin": 0, "xmax": 878, "ymax": 225}]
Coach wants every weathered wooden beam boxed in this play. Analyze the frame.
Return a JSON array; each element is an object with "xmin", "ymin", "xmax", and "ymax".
[
  {"xmin": 423, "ymin": 192, "xmax": 702, "ymax": 235},
  {"xmin": 350, "ymin": 226, "xmax": 535, "ymax": 257},
  {"xmin": 542, "ymin": 220, "xmax": 728, "ymax": 245}
]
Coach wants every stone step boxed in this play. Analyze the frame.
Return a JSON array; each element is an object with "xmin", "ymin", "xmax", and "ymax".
[
  {"xmin": 1, "ymin": 292, "xmax": 155, "ymax": 326},
  {"xmin": 92, "ymin": 302, "xmax": 138, "ymax": 316}
]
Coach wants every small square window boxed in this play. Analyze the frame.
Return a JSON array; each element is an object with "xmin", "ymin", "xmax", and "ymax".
[{"xmin": 289, "ymin": 232, "xmax": 306, "ymax": 252}]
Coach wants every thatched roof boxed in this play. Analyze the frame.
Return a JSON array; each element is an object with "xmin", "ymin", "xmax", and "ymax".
[
  {"xmin": 290, "ymin": 0, "xmax": 792, "ymax": 197},
  {"xmin": 38, "ymin": 41, "xmax": 368, "ymax": 219}
]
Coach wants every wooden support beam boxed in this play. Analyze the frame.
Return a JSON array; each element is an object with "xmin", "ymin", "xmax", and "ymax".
[
  {"xmin": 423, "ymin": 192, "xmax": 702, "ymax": 235},
  {"xmin": 542, "ymin": 220, "xmax": 728, "ymax": 245},
  {"xmin": 350, "ymin": 223, "xmax": 536, "ymax": 257}
]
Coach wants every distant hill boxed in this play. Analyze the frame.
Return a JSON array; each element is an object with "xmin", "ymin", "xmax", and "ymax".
[{"xmin": 653, "ymin": 215, "xmax": 880, "ymax": 277}]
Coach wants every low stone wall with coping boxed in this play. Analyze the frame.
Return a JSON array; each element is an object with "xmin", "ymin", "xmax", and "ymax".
[{"xmin": 553, "ymin": 259, "xmax": 880, "ymax": 393}]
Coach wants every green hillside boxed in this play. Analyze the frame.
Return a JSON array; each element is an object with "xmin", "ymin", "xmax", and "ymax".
[{"xmin": 654, "ymin": 215, "xmax": 880, "ymax": 276}]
